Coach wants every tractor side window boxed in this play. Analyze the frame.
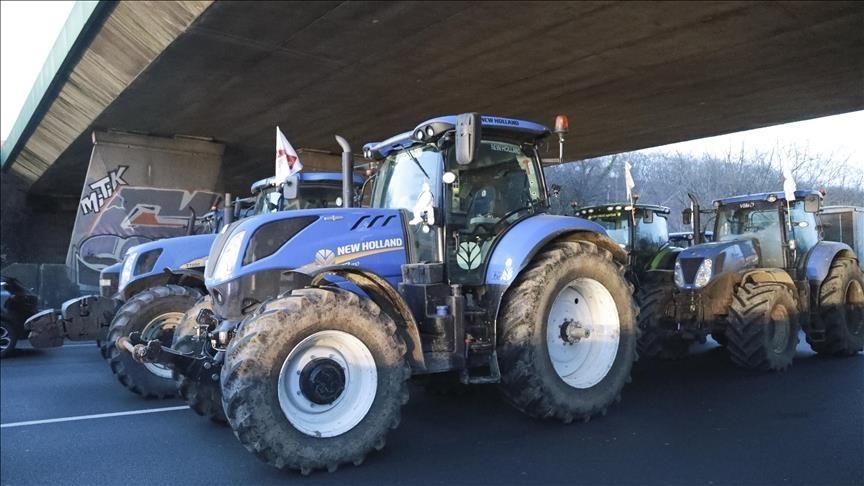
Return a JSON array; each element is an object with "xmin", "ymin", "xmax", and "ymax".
[
  {"xmin": 371, "ymin": 145, "xmax": 442, "ymax": 210},
  {"xmin": 635, "ymin": 214, "xmax": 669, "ymax": 253},
  {"xmin": 788, "ymin": 201, "xmax": 818, "ymax": 260}
]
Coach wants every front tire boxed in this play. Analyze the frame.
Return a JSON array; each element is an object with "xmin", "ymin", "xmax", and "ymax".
[
  {"xmin": 809, "ymin": 258, "xmax": 864, "ymax": 356},
  {"xmin": 221, "ymin": 287, "xmax": 410, "ymax": 474},
  {"xmin": 497, "ymin": 240, "xmax": 638, "ymax": 423},
  {"xmin": 106, "ymin": 285, "xmax": 201, "ymax": 398},
  {"xmin": 173, "ymin": 295, "xmax": 226, "ymax": 423},
  {"xmin": 727, "ymin": 282, "xmax": 799, "ymax": 371},
  {"xmin": 636, "ymin": 285, "xmax": 692, "ymax": 360}
]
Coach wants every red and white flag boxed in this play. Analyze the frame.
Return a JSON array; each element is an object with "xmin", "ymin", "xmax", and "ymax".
[{"xmin": 275, "ymin": 126, "xmax": 303, "ymax": 181}]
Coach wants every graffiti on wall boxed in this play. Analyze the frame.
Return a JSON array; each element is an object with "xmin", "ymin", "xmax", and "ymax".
[{"xmin": 79, "ymin": 165, "xmax": 129, "ymax": 215}]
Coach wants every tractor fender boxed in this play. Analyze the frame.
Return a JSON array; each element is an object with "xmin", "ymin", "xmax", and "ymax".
[
  {"xmin": 121, "ymin": 268, "xmax": 207, "ymax": 301},
  {"xmin": 804, "ymin": 241, "xmax": 857, "ymax": 288},
  {"xmin": 483, "ymin": 215, "xmax": 625, "ymax": 332},
  {"xmin": 740, "ymin": 268, "xmax": 797, "ymax": 293},
  {"xmin": 301, "ymin": 265, "xmax": 425, "ymax": 371}
]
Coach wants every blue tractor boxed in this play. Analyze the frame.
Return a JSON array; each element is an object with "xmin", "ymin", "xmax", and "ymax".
[
  {"xmin": 27, "ymin": 173, "xmax": 360, "ymax": 398},
  {"xmin": 638, "ymin": 190, "xmax": 864, "ymax": 365},
  {"xmin": 120, "ymin": 114, "xmax": 638, "ymax": 473}
]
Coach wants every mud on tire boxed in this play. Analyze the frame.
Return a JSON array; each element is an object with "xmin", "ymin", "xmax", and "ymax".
[
  {"xmin": 220, "ymin": 287, "xmax": 410, "ymax": 474},
  {"xmin": 106, "ymin": 285, "xmax": 201, "ymax": 398},
  {"xmin": 808, "ymin": 258, "xmax": 864, "ymax": 356},
  {"xmin": 636, "ymin": 285, "xmax": 691, "ymax": 360},
  {"xmin": 497, "ymin": 240, "xmax": 638, "ymax": 423},
  {"xmin": 173, "ymin": 295, "xmax": 226, "ymax": 423},
  {"xmin": 727, "ymin": 282, "xmax": 799, "ymax": 371}
]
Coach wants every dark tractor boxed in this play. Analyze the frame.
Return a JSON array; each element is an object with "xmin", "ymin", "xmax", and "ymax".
[
  {"xmin": 638, "ymin": 190, "xmax": 864, "ymax": 367},
  {"xmin": 119, "ymin": 114, "xmax": 639, "ymax": 473},
  {"xmin": 574, "ymin": 203, "xmax": 681, "ymax": 286},
  {"xmin": 1, "ymin": 277, "xmax": 40, "ymax": 358}
]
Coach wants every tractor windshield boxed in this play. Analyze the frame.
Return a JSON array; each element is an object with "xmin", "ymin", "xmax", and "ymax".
[
  {"xmin": 715, "ymin": 202, "xmax": 784, "ymax": 267},
  {"xmin": 255, "ymin": 182, "xmax": 345, "ymax": 214},
  {"xmin": 371, "ymin": 144, "xmax": 443, "ymax": 210}
]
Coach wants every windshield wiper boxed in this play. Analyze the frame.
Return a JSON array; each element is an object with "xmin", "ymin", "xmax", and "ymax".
[{"xmin": 404, "ymin": 147, "xmax": 430, "ymax": 180}]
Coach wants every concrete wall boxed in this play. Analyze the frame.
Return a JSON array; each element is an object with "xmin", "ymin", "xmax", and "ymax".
[{"xmin": 1, "ymin": 171, "xmax": 76, "ymax": 267}]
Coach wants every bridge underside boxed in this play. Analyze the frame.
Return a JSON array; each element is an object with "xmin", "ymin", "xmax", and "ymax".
[{"xmin": 8, "ymin": 1, "xmax": 864, "ymax": 196}]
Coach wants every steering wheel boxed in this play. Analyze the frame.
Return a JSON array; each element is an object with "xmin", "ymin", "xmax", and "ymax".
[{"xmin": 495, "ymin": 206, "xmax": 532, "ymax": 231}]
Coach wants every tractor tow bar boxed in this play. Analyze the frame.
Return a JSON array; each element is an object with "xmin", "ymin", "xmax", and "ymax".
[{"xmin": 116, "ymin": 332, "xmax": 219, "ymax": 380}]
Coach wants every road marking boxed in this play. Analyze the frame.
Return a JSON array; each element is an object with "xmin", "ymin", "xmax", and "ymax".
[
  {"xmin": 0, "ymin": 406, "xmax": 189, "ymax": 428},
  {"xmin": 59, "ymin": 343, "xmax": 99, "ymax": 348}
]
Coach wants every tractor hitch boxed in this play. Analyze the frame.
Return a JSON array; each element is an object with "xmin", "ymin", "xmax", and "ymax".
[{"xmin": 116, "ymin": 331, "xmax": 220, "ymax": 381}]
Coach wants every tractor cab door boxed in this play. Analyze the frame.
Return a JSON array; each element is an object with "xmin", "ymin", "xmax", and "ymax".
[{"xmin": 443, "ymin": 140, "xmax": 544, "ymax": 286}]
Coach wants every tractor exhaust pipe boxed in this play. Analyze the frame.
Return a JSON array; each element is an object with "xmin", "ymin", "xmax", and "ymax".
[
  {"xmin": 335, "ymin": 135, "xmax": 353, "ymax": 208},
  {"xmin": 224, "ymin": 192, "xmax": 233, "ymax": 226},
  {"xmin": 687, "ymin": 192, "xmax": 702, "ymax": 245}
]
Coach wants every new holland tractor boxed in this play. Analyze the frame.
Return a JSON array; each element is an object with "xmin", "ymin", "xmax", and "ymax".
[
  {"xmin": 119, "ymin": 113, "xmax": 638, "ymax": 473},
  {"xmin": 27, "ymin": 173, "xmax": 360, "ymax": 398},
  {"xmin": 638, "ymin": 190, "xmax": 864, "ymax": 366}
]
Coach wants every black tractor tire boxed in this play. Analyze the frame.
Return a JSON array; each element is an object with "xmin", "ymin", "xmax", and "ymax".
[
  {"xmin": 106, "ymin": 285, "xmax": 201, "ymax": 398},
  {"xmin": 808, "ymin": 258, "xmax": 864, "ymax": 356},
  {"xmin": 726, "ymin": 282, "xmax": 799, "ymax": 371},
  {"xmin": 497, "ymin": 240, "xmax": 638, "ymax": 423},
  {"xmin": 221, "ymin": 287, "xmax": 410, "ymax": 474},
  {"xmin": 97, "ymin": 339, "xmax": 109, "ymax": 359},
  {"xmin": 636, "ymin": 285, "xmax": 691, "ymax": 360},
  {"xmin": 0, "ymin": 317, "xmax": 19, "ymax": 359},
  {"xmin": 172, "ymin": 295, "xmax": 226, "ymax": 423}
]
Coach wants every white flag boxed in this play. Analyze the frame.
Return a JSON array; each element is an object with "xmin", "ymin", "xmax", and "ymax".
[
  {"xmin": 624, "ymin": 161, "xmax": 636, "ymax": 201},
  {"xmin": 782, "ymin": 159, "xmax": 796, "ymax": 201},
  {"xmin": 275, "ymin": 126, "xmax": 303, "ymax": 182}
]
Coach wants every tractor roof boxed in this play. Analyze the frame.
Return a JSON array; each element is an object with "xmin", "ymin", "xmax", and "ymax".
[
  {"xmin": 714, "ymin": 190, "xmax": 822, "ymax": 207},
  {"xmin": 363, "ymin": 114, "xmax": 551, "ymax": 160},
  {"xmin": 575, "ymin": 203, "xmax": 671, "ymax": 218}
]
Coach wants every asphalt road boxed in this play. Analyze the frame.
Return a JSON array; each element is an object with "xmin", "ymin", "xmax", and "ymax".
[{"xmin": 1, "ymin": 338, "xmax": 862, "ymax": 486}]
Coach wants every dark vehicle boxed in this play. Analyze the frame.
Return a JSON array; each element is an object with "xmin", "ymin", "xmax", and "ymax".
[
  {"xmin": 119, "ymin": 114, "xmax": 638, "ymax": 473},
  {"xmin": 638, "ymin": 190, "xmax": 864, "ymax": 365},
  {"xmin": 1, "ymin": 277, "xmax": 40, "ymax": 358}
]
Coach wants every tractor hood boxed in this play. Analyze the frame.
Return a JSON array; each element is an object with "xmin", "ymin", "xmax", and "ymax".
[
  {"xmin": 205, "ymin": 208, "xmax": 408, "ymax": 289},
  {"xmin": 120, "ymin": 233, "xmax": 217, "ymax": 292},
  {"xmin": 674, "ymin": 239, "xmax": 760, "ymax": 290}
]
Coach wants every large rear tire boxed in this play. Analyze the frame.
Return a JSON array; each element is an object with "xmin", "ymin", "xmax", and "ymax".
[
  {"xmin": 497, "ymin": 240, "xmax": 638, "ymax": 423},
  {"xmin": 106, "ymin": 285, "xmax": 201, "ymax": 398},
  {"xmin": 808, "ymin": 258, "xmax": 864, "ymax": 356},
  {"xmin": 727, "ymin": 282, "xmax": 799, "ymax": 371},
  {"xmin": 172, "ymin": 295, "xmax": 226, "ymax": 423},
  {"xmin": 636, "ymin": 285, "xmax": 691, "ymax": 360},
  {"xmin": 221, "ymin": 287, "xmax": 410, "ymax": 474}
]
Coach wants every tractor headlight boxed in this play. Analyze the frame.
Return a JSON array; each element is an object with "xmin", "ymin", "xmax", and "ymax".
[
  {"xmin": 674, "ymin": 260, "xmax": 684, "ymax": 287},
  {"xmin": 693, "ymin": 259, "xmax": 713, "ymax": 288},
  {"xmin": 211, "ymin": 230, "xmax": 246, "ymax": 282},
  {"xmin": 119, "ymin": 252, "xmax": 136, "ymax": 290}
]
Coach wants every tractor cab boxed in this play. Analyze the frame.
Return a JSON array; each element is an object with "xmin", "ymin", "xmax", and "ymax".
[
  {"xmin": 575, "ymin": 203, "xmax": 673, "ymax": 273},
  {"xmin": 364, "ymin": 115, "xmax": 551, "ymax": 285},
  {"xmin": 711, "ymin": 190, "xmax": 822, "ymax": 271}
]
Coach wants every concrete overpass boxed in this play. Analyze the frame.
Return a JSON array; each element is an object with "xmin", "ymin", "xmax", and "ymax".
[{"xmin": 0, "ymin": 1, "xmax": 862, "ymax": 267}]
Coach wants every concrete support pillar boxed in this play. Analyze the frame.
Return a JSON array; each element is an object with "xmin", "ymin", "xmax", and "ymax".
[{"xmin": 66, "ymin": 130, "xmax": 224, "ymax": 292}]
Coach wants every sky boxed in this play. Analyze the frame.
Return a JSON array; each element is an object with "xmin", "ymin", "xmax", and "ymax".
[{"xmin": 1, "ymin": 1, "xmax": 862, "ymax": 178}]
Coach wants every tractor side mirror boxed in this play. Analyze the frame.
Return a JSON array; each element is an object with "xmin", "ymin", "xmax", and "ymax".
[
  {"xmin": 804, "ymin": 195, "xmax": 820, "ymax": 213},
  {"xmin": 455, "ymin": 113, "xmax": 481, "ymax": 165},
  {"xmin": 682, "ymin": 208, "xmax": 693, "ymax": 226},
  {"xmin": 282, "ymin": 175, "xmax": 299, "ymax": 200},
  {"xmin": 643, "ymin": 210, "xmax": 654, "ymax": 224}
]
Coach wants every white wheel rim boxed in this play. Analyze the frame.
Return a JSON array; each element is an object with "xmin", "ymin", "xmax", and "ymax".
[
  {"xmin": 140, "ymin": 312, "xmax": 183, "ymax": 379},
  {"xmin": 0, "ymin": 324, "xmax": 11, "ymax": 351},
  {"xmin": 278, "ymin": 330, "xmax": 377, "ymax": 438},
  {"xmin": 546, "ymin": 278, "xmax": 620, "ymax": 389}
]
